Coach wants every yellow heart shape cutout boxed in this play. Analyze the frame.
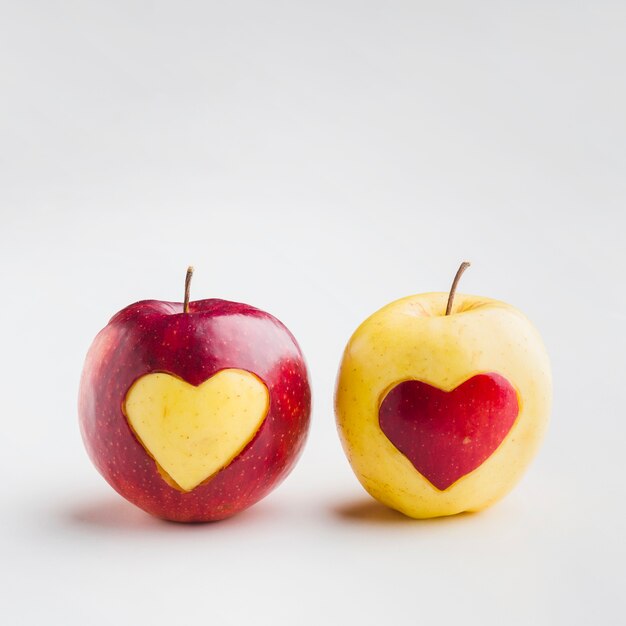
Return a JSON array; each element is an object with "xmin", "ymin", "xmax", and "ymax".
[{"xmin": 124, "ymin": 369, "xmax": 269, "ymax": 491}]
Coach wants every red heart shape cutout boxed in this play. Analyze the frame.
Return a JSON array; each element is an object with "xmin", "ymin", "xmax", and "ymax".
[{"xmin": 379, "ymin": 374, "xmax": 519, "ymax": 490}]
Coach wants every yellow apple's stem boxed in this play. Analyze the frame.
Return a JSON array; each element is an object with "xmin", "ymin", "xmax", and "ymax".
[
  {"xmin": 445, "ymin": 261, "xmax": 471, "ymax": 315},
  {"xmin": 183, "ymin": 266, "xmax": 194, "ymax": 313}
]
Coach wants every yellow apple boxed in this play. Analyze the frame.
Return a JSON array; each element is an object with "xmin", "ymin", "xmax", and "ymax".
[{"xmin": 335, "ymin": 266, "xmax": 551, "ymax": 518}]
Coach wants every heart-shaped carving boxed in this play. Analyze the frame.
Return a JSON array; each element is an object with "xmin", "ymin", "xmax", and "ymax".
[
  {"xmin": 124, "ymin": 369, "xmax": 269, "ymax": 491},
  {"xmin": 379, "ymin": 373, "xmax": 518, "ymax": 490}
]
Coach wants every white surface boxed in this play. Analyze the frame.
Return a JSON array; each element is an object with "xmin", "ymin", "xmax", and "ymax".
[{"xmin": 1, "ymin": 2, "xmax": 625, "ymax": 625}]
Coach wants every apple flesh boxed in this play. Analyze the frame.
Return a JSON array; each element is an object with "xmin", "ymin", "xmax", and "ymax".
[{"xmin": 79, "ymin": 298, "xmax": 311, "ymax": 522}]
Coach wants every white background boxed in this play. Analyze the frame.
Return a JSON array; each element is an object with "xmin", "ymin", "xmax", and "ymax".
[{"xmin": 1, "ymin": 2, "xmax": 625, "ymax": 625}]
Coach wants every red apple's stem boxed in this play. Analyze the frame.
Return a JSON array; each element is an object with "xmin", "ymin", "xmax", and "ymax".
[
  {"xmin": 445, "ymin": 261, "xmax": 471, "ymax": 315},
  {"xmin": 183, "ymin": 266, "xmax": 194, "ymax": 313}
]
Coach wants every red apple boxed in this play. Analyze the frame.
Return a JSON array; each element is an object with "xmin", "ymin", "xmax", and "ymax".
[{"xmin": 79, "ymin": 273, "xmax": 310, "ymax": 522}]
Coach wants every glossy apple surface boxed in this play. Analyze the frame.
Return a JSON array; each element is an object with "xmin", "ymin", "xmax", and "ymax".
[
  {"xmin": 379, "ymin": 373, "xmax": 519, "ymax": 490},
  {"xmin": 335, "ymin": 292, "xmax": 551, "ymax": 518},
  {"xmin": 79, "ymin": 298, "xmax": 311, "ymax": 522}
]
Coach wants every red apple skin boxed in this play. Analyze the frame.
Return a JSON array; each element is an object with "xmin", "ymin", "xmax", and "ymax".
[
  {"xmin": 378, "ymin": 373, "xmax": 518, "ymax": 491},
  {"xmin": 78, "ymin": 298, "xmax": 311, "ymax": 522}
]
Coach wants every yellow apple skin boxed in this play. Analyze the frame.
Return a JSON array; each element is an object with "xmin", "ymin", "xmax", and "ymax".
[
  {"xmin": 124, "ymin": 369, "xmax": 269, "ymax": 492},
  {"xmin": 335, "ymin": 292, "xmax": 552, "ymax": 519}
]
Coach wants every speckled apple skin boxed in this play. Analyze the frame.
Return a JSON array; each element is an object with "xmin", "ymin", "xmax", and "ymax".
[
  {"xmin": 78, "ymin": 299, "xmax": 311, "ymax": 522},
  {"xmin": 379, "ymin": 373, "xmax": 519, "ymax": 491}
]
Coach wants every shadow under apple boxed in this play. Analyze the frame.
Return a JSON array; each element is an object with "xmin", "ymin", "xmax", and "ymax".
[
  {"xmin": 67, "ymin": 495, "xmax": 166, "ymax": 531},
  {"xmin": 61, "ymin": 493, "xmax": 286, "ymax": 533},
  {"xmin": 332, "ymin": 497, "xmax": 476, "ymax": 526}
]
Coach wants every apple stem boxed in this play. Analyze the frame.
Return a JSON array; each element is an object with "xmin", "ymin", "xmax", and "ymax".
[
  {"xmin": 445, "ymin": 261, "xmax": 471, "ymax": 315},
  {"xmin": 183, "ymin": 266, "xmax": 194, "ymax": 313}
]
